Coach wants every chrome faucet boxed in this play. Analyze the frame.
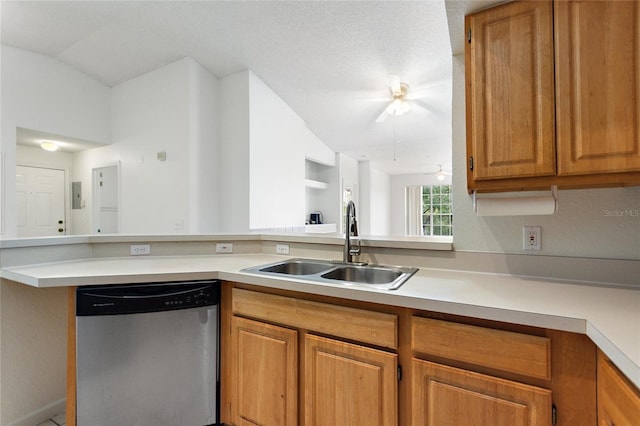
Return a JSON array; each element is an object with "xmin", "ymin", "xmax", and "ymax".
[{"xmin": 343, "ymin": 200, "xmax": 361, "ymax": 263}]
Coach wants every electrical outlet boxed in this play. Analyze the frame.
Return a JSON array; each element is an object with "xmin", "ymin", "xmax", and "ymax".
[
  {"xmin": 130, "ymin": 244, "xmax": 151, "ymax": 255},
  {"xmin": 276, "ymin": 244, "xmax": 290, "ymax": 255},
  {"xmin": 523, "ymin": 226, "xmax": 541, "ymax": 251},
  {"xmin": 216, "ymin": 243, "xmax": 233, "ymax": 253}
]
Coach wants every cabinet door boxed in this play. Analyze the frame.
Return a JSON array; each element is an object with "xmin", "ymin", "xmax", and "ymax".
[
  {"xmin": 555, "ymin": 1, "xmax": 640, "ymax": 175},
  {"xmin": 231, "ymin": 316, "xmax": 298, "ymax": 426},
  {"xmin": 304, "ymin": 334, "xmax": 398, "ymax": 426},
  {"xmin": 412, "ymin": 358, "xmax": 552, "ymax": 426},
  {"xmin": 466, "ymin": 1, "xmax": 556, "ymax": 181},
  {"xmin": 597, "ymin": 352, "xmax": 640, "ymax": 426}
]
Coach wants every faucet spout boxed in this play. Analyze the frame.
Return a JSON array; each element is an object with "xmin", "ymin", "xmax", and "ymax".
[{"xmin": 344, "ymin": 200, "xmax": 361, "ymax": 263}]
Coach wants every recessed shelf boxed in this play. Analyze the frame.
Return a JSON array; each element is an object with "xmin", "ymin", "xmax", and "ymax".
[{"xmin": 305, "ymin": 179, "xmax": 328, "ymax": 190}]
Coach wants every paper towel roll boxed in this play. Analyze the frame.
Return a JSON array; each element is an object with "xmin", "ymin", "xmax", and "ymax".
[{"xmin": 474, "ymin": 195, "xmax": 557, "ymax": 216}]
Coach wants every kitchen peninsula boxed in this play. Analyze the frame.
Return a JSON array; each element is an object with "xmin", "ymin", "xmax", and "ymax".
[{"xmin": 1, "ymin": 234, "xmax": 638, "ymax": 425}]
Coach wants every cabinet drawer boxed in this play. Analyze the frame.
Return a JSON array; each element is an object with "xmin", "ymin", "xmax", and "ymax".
[
  {"xmin": 232, "ymin": 288, "xmax": 398, "ymax": 349},
  {"xmin": 412, "ymin": 317, "xmax": 551, "ymax": 380}
]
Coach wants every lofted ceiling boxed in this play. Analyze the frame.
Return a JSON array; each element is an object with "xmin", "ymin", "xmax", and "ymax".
[{"xmin": 2, "ymin": 1, "xmax": 500, "ymax": 175}]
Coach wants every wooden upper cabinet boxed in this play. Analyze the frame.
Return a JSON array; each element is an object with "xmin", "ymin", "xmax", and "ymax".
[
  {"xmin": 466, "ymin": 1, "xmax": 556, "ymax": 181},
  {"xmin": 555, "ymin": 1, "xmax": 640, "ymax": 175}
]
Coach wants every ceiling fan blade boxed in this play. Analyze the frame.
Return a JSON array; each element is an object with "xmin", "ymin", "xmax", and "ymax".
[
  {"xmin": 375, "ymin": 107, "xmax": 390, "ymax": 123},
  {"xmin": 409, "ymin": 99, "xmax": 431, "ymax": 114},
  {"xmin": 406, "ymin": 82, "xmax": 446, "ymax": 100},
  {"xmin": 355, "ymin": 97, "xmax": 393, "ymax": 103},
  {"xmin": 388, "ymin": 74, "xmax": 401, "ymax": 96}
]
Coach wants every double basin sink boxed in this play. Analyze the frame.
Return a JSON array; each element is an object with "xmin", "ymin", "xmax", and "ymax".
[{"xmin": 242, "ymin": 258, "xmax": 418, "ymax": 291}]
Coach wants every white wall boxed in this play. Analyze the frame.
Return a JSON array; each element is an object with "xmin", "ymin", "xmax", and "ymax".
[
  {"xmin": 218, "ymin": 70, "xmax": 251, "ymax": 233},
  {"xmin": 249, "ymin": 71, "xmax": 306, "ymax": 229},
  {"xmin": 72, "ymin": 57, "xmax": 220, "ymax": 235},
  {"xmin": 188, "ymin": 60, "xmax": 219, "ymax": 233},
  {"xmin": 0, "ymin": 46, "xmax": 110, "ymax": 238},
  {"xmin": 451, "ymin": 54, "xmax": 640, "ymax": 260},
  {"xmin": 1, "ymin": 281, "xmax": 67, "ymax": 425},
  {"xmin": 219, "ymin": 70, "xmax": 335, "ymax": 232},
  {"xmin": 111, "ymin": 58, "xmax": 191, "ymax": 234},
  {"xmin": 305, "ymin": 135, "xmax": 336, "ymax": 166},
  {"xmin": 390, "ymin": 173, "xmax": 453, "ymax": 237},
  {"xmin": 358, "ymin": 161, "xmax": 391, "ymax": 236}
]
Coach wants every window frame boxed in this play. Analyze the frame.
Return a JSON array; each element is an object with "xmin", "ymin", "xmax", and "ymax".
[{"xmin": 420, "ymin": 185, "xmax": 453, "ymax": 237}]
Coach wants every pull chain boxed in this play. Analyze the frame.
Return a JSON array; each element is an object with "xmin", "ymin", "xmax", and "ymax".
[{"xmin": 393, "ymin": 115, "xmax": 398, "ymax": 161}]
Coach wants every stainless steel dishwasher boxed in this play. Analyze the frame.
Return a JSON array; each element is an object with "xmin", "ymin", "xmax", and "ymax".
[{"xmin": 76, "ymin": 280, "xmax": 220, "ymax": 426}]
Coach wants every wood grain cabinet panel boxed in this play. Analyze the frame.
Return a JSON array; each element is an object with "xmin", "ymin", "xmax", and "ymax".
[
  {"xmin": 232, "ymin": 287, "xmax": 398, "ymax": 349},
  {"xmin": 230, "ymin": 316, "xmax": 298, "ymax": 426},
  {"xmin": 304, "ymin": 334, "xmax": 398, "ymax": 426},
  {"xmin": 412, "ymin": 316, "xmax": 551, "ymax": 380},
  {"xmin": 597, "ymin": 351, "xmax": 640, "ymax": 426},
  {"xmin": 466, "ymin": 0, "xmax": 556, "ymax": 181},
  {"xmin": 466, "ymin": 0, "xmax": 640, "ymax": 191},
  {"xmin": 555, "ymin": 1, "xmax": 640, "ymax": 176},
  {"xmin": 412, "ymin": 358, "xmax": 552, "ymax": 426}
]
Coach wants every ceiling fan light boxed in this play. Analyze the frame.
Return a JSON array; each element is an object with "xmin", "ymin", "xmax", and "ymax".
[
  {"xmin": 40, "ymin": 141, "xmax": 59, "ymax": 152},
  {"xmin": 386, "ymin": 99, "xmax": 410, "ymax": 116}
]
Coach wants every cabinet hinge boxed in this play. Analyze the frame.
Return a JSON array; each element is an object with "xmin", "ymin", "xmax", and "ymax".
[
  {"xmin": 469, "ymin": 156, "xmax": 474, "ymax": 171},
  {"xmin": 552, "ymin": 404, "xmax": 557, "ymax": 426},
  {"xmin": 397, "ymin": 365, "xmax": 403, "ymax": 382},
  {"xmin": 467, "ymin": 28, "xmax": 472, "ymax": 43}
]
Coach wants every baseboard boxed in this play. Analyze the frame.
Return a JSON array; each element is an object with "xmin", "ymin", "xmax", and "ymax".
[{"xmin": 7, "ymin": 398, "xmax": 65, "ymax": 426}]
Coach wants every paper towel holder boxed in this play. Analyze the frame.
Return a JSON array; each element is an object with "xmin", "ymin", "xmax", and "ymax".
[{"xmin": 472, "ymin": 186, "xmax": 558, "ymax": 215}]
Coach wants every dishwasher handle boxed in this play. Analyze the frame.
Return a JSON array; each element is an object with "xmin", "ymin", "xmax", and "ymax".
[{"xmin": 76, "ymin": 280, "xmax": 220, "ymax": 316}]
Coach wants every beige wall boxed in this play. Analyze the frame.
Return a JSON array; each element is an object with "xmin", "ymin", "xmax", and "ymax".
[{"xmin": 1, "ymin": 280, "xmax": 67, "ymax": 424}]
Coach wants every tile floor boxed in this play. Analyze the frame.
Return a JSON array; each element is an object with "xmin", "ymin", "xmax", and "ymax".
[{"xmin": 35, "ymin": 411, "xmax": 65, "ymax": 426}]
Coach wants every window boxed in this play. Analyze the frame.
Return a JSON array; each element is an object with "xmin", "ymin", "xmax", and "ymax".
[
  {"xmin": 405, "ymin": 185, "xmax": 453, "ymax": 236},
  {"xmin": 422, "ymin": 185, "xmax": 452, "ymax": 236}
]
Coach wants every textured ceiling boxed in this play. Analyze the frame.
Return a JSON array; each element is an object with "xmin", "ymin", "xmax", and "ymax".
[{"xmin": 0, "ymin": 1, "xmax": 487, "ymax": 175}]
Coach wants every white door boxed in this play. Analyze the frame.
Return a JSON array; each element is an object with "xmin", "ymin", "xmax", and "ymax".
[
  {"xmin": 16, "ymin": 166, "xmax": 66, "ymax": 237},
  {"xmin": 93, "ymin": 165, "xmax": 119, "ymax": 234}
]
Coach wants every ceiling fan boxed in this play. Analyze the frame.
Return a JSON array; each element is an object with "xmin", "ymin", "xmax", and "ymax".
[
  {"xmin": 374, "ymin": 74, "xmax": 433, "ymax": 123},
  {"xmin": 426, "ymin": 165, "xmax": 452, "ymax": 181}
]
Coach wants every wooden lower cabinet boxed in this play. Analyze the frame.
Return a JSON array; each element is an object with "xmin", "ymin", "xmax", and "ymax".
[
  {"xmin": 220, "ymin": 284, "xmax": 637, "ymax": 426},
  {"xmin": 304, "ymin": 334, "xmax": 398, "ymax": 426},
  {"xmin": 597, "ymin": 351, "xmax": 640, "ymax": 426},
  {"xmin": 230, "ymin": 316, "xmax": 298, "ymax": 426},
  {"xmin": 411, "ymin": 359, "xmax": 552, "ymax": 426}
]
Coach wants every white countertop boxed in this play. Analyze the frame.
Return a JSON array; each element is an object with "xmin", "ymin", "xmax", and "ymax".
[{"xmin": 2, "ymin": 253, "xmax": 638, "ymax": 389}]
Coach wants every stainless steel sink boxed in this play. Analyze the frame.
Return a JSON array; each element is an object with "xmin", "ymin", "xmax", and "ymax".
[
  {"xmin": 242, "ymin": 258, "xmax": 418, "ymax": 291},
  {"xmin": 321, "ymin": 266, "xmax": 402, "ymax": 284},
  {"xmin": 258, "ymin": 259, "xmax": 334, "ymax": 275}
]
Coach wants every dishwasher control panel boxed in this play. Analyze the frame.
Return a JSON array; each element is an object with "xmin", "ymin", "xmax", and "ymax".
[{"xmin": 76, "ymin": 280, "xmax": 220, "ymax": 316}]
